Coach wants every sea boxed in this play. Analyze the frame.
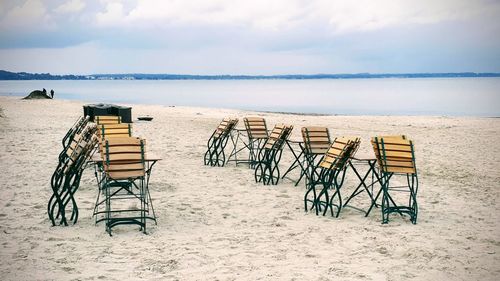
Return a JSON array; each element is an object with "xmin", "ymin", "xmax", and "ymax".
[{"xmin": 1, "ymin": 78, "xmax": 499, "ymax": 116}]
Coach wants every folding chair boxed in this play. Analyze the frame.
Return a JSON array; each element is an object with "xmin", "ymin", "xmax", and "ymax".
[
  {"xmin": 98, "ymin": 137, "xmax": 154, "ymax": 235},
  {"xmin": 204, "ymin": 118, "xmax": 239, "ymax": 167},
  {"xmin": 243, "ymin": 117, "xmax": 268, "ymax": 167},
  {"xmin": 304, "ymin": 136, "xmax": 361, "ymax": 217},
  {"xmin": 371, "ymin": 136, "xmax": 418, "ymax": 224},
  {"xmin": 95, "ymin": 115, "xmax": 121, "ymax": 125},
  {"xmin": 301, "ymin": 127, "xmax": 331, "ymax": 189},
  {"xmin": 254, "ymin": 124, "xmax": 294, "ymax": 185}
]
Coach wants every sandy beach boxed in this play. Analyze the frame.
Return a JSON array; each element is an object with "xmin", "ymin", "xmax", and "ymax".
[{"xmin": 0, "ymin": 96, "xmax": 499, "ymax": 280}]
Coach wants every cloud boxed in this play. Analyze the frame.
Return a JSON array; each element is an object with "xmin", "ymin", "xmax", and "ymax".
[
  {"xmin": 0, "ymin": 0, "xmax": 54, "ymax": 30},
  {"xmin": 54, "ymin": 0, "xmax": 86, "ymax": 14},
  {"xmin": 95, "ymin": 1, "xmax": 125, "ymax": 26},
  {"xmin": 315, "ymin": 0, "xmax": 500, "ymax": 34},
  {"xmin": 88, "ymin": 0, "xmax": 500, "ymax": 34}
]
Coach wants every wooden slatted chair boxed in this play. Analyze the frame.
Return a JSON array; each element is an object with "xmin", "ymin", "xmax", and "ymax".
[
  {"xmin": 98, "ymin": 137, "xmax": 155, "ymax": 235},
  {"xmin": 304, "ymin": 136, "xmax": 361, "ymax": 217},
  {"xmin": 301, "ymin": 127, "xmax": 332, "ymax": 188},
  {"xmin": 254, "ymin": 124, "xmax": 294, "ymax": 185},
  {"xmin": 243, "ymin": 117, "xmax": 269, "ymax": 168},
  {"xmin": 95, "ymin": 115, "xmax": 121, "ymax": 125},
  {"xmin": 204, "ymin": 117, "xmax": 239, "ymax": 167},
  {"xmin": 371, "ymin": 136, "xmax": 418, "ymax": 224}
]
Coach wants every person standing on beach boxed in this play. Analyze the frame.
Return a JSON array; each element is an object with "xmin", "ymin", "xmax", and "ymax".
[{"xmin": 50, "ymin": 89, "xmax": 54, "ymax": 99}]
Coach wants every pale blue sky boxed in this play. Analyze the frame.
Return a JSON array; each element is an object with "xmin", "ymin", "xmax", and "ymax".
[{"xmin": 0, "ymin": 0, "xmax": 499, "ymax": 75}]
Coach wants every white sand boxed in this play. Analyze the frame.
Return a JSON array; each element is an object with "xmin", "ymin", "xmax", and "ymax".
[{"xmin": 0, "ymin": 96, "xmax": 499, "ymax": 280}]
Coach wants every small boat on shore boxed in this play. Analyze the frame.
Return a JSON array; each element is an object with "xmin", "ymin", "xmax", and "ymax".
[{"xmin": 137, "ymin": 116, "xmax": 153, "ymax": 121}]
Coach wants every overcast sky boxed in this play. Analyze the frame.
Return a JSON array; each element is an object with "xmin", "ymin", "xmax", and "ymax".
[{"xmin": 0, "ymin": 0, "xmax": 499, "ymax": 75}]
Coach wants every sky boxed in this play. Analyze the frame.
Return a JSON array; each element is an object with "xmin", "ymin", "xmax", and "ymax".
[{"xmin": 0, "ymin": 0, "xmax": 499, "ymax": 75}]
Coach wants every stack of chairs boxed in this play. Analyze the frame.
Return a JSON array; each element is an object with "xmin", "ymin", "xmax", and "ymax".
[
  {"xmin": 48, "ymin": 117, "xmax": 97, "ymax": 226},
  {"xmin": 254, "ymin": 124, "xmax": 294, "ymax": 185},
  {"xmin": 304, "ymin": 136, "xmax": 361, "ymax": 217},
  {"xmin": 301, "ymin": 127, "xmax": 332, "ymax": 188},
  {"xmin": 371, "ymin": 135, "xmax": 418, "ymax": 224},
  {"xmin": 204, "ymin": 118, "xmax": 239, "ymax": 167},
  {"xmin": 92, "ymin": 116, "xmax": 157, "ymax": 235}
]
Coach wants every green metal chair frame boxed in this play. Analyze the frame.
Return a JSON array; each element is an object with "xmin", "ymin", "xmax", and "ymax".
[
  {"xmin": 254, "ymin": 124, "xmax": 294, "ymax": 185},
  {"xmin": 304, "ymin": 137, "xmax": 360, "ymax": 217},
  {"xmin": 371, "ymin": 136, "xmax": 419, "ymax": 224},
  {"xmin": 48, "ymin": 124, "xmax": 97, "ymax": 226},
  {"xmin": 204, "ymin": 118, "xmax": 239, "ymax": 167}
]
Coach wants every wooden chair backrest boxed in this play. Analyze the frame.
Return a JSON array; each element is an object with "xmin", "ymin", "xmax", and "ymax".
[
  {"xmin": 213, "ymin": 118, "xmax": 238, "ymax": 139},
  {"xmin": 95, "ymin": 115, "xmax": 121, "ymax": 125},
  {"xmin": 103, "ymin": 137, "xmax": 146, "ymax": 180},
  {"xmin": 370, "ymin": 135, "xmax": 406, "ymax": 169},
  {"xmin": 318, "ymin": 136, "xmax": 360, "ymax": 170},
  {"xmin": 97, "ymin": 123, "xmax": 133, "ymax": 139},
  {"xmin": 371, "ymin": 136, "xmax": 416, "ymax": 174},
  {"xmin": 63, "ymin": 132, "xmax": 97, "ymax": 173},
  {"xmin": 264, "ymin": 124, "xmax": 293, "ymax": 150},
  {"xmin": 244, "ymin": 117, "xmax": 268, "ymax": 139},
  {"xmin": 301, "ymin": 127, "xmax": 331, "ymax": 155}
]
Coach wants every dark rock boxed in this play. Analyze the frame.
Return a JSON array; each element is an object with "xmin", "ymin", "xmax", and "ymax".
[{"xmin": 23, "ymin": 90, "xmax": 52, "ymax": 99}]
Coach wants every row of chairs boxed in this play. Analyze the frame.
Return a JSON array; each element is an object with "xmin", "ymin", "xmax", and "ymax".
[
  {"xmin": 205, "ymin": 117, "xmax": 419, "ymax": 224},
  {"xmin": 204, "ymin": 117, "xmax": 294, "ymax": 185},
  {"xmin": 91, "ymin": 115, "xmax": 156, "ymax": 235}
]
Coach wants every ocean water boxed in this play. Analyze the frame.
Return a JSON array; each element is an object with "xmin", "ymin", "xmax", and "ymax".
[{"xmin": 1, "ymin": 78, "xmax": 499, "ymax": 116}]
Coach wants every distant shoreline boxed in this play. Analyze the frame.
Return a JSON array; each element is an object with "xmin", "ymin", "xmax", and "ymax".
[{"xmin": 1, "ymin": 69, "xmax": 499, "ymax": 80}]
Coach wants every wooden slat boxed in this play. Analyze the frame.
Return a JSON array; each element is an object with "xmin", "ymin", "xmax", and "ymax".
[
  {"xmin": 383, "ymin": 159, "xmax": 415, "ymax": 167},
  {"xmin": 302, "ymin": 127, "xmax": 328, "ymax": 132},
  {"xmin": 381, "ymin": 150, "xmax": 413, "ymax": 158},
  {"xmin": 384, "ymin": 166, "xmax": 416, "ymax": 174},
  {"xmin": 105, "ymin": 163, "xmax": 144, "ymax": 171},
  {"xmin": 105, "ymin": 137, "xmax": 142, "ymax": 146},
  {"xmin": 377, "ymin": 143, "xmax": 412, "ymax": 152},
  {"xmin": 99, "ymin": 123, "xmax": 130, "ymax": 129},
  {"xmin": 103, "ymin": 128, "xmax": 131, "ymax": 135},
  {"xmin": 379, "ymin": 138, "xmax": 411, "ymax": 146},
  {"xmin": 105, "ymin": 146, "xmax": 143, "ymax": 154},
  {"xmin": 107, "ymin": 170, "xmax": 145, "ymax": 179},
  {"xmin": 244, "ymin": 117, "xmax": 265, "ymax": 122},
  {"xmin": 106, "ymin": 153, "xmax": 143, "ymax": 161},
  {"xmin": 306, "ymin": 136, "xmax": 330, "ymax": 142}
]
